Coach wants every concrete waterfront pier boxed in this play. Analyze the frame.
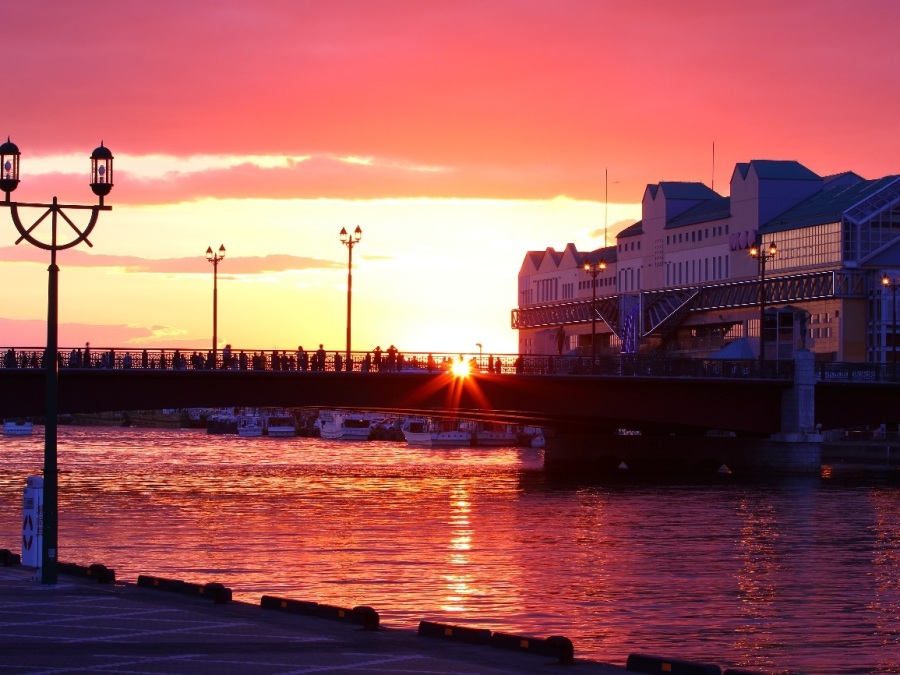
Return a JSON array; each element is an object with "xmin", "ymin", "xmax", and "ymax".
[{"xmin": 0, "ymin": 565, "xmax": 628, "ymax": 674}]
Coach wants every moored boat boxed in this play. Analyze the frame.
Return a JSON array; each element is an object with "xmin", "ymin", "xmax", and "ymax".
[
  {"xmin": 403, "ymin": 418, "xmax": 472, "ymax": 447},
  {"xmin": 237, "ymin": 414, "xmax": 265, "ymax": 438},
  {"xmin": 473, "ymin": 422, "xmax": 518, "ymax": 447},
  {"xmin": 3, "ymin": 419, "xmax": 33, "ymax": 436},
  {"xmin": 265, "ymin": 413, "xmax": 296, "ymax": 437},
  {"xmin": 317, "ymin": 410, "xmax": 381, "ymax": 440}
]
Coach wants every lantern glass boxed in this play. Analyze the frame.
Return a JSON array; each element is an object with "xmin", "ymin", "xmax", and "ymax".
[
  {"xmin": 90, "ymin": 143, "xmax": 114, "ymax": 198},
  {"xmin": 0, "ymin": 138, "xmax": 21, "ymax": 195}
]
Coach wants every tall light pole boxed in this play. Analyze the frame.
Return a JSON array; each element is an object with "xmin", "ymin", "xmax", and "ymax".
[
  {"xmin": 883, "ymin": 274, "xmax": 899, "ymax": 380},
  {"xmin": 583, "ymin": 258, "xmax": 606, "ymax": 373},
  {"xmin": 0, "ymin": 138, "xmax": 113, "ymax": 584},
  {"xmin": 206, "ymin": 244, "xmax": 225, "ymax": 367},
  {"xmin": 340, "ymin": 225, "xmax": 362, "ymax": 371},
  {"xmin": 750, "ymin": 237, "xmax": 777, "ymax": 373}
]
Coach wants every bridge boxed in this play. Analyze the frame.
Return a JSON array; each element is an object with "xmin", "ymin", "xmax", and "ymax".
[{"xmin": 0, "ymin": 348, "xmax": 897, "ymax": 436}]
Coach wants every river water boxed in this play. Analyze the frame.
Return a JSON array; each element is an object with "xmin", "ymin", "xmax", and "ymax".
[{"xmin": 1, "ymin": 426, "xmax": 898, "ymax": 674}]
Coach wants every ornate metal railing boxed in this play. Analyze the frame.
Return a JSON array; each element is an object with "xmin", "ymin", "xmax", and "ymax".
[{"xmin": 5, "ymin": 345, "xmax": 899, "ymax": 382}]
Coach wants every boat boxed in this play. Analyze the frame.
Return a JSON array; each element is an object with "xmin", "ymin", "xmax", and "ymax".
[
  {"xmin": 3, "ymin": 419, "xmax": 33, "ymax": 436},
  {"xmin": 473, "ymin": 422, "xmax": 518, "ymax": 447},
  {"xmin": 265, "ymin": 413, "xmax": 296, "ymax": 437},
  {"xmin": 403, "ymin": 418, "xmax": 473, "ymax": 447},
  {"xmin": 207, "ymin": 411, "xmax": 239, "ymax": 434},
  {"xmin": 339, "ymin": 414, "xmax": 376, "ymax": 440},
  {"xmin": 237, "ymin": 414, "xmax": 265, "ymax": 438},
  {"xmin": 317, "ymin": 410, "xmax": 344, "ymax": 440},
  {"xmin": 317, "ymin": 411, "xmax": 377, "ymax": 440}
]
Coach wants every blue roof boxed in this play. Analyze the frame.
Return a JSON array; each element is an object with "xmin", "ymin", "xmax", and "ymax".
[
  {"xmin": 667, "ymin": 196, "xmax": 731, "ymax": 229},
  {"xmin": 761, "ymin": 174, "xmax": 900, "ymax": 233},
  {"xmin": 737, "ymin": 160, "xmax": 821, "ymax": 181},
  {"xmin": 580, "ymin": 246, "xmax": 617, "ymax": 264},
  {"xmin": 617, "ymin": 221, "xmax": 643, "ymax": 238},
  {"xmin": 657, "ymin": 182, "xmax": 720, "ymax": 200}
]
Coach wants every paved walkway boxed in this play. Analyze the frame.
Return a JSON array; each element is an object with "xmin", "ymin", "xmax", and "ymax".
[{"xmin": 0, "ymin": 565, "xmax": 627, "ymax": 674}]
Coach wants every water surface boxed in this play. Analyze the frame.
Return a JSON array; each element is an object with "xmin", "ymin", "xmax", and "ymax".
[{"xmin": 1, "ymin": 427, "xmax": 898, "ymax": 674}]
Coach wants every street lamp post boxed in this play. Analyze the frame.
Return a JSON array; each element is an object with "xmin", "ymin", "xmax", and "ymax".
[
  {"xmin": 583, "ymin": 259, "xmax": 606, "ymax": 373},
  {"xmin": 340, "ymin": 226, "xmax": 362, "ymax": 371},
  {"xmin": 0, "ymin": 138, "xmax": 113, "ymax": 584},
  {"xmin": 206, "ymin": 245, "xmax": 225, "ymax": 366},
  {"xmin": 882, "ymin": 274, "xmax": 899, "ymax": 380},
  {"xmin": 749, "ymin": 237, "xmax": 777, "ymax": 374}
]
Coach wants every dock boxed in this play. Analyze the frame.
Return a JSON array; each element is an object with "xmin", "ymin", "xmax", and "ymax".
[{"xmin": 0, "ymin": 564, "xmax": 629, "ymax": 674}]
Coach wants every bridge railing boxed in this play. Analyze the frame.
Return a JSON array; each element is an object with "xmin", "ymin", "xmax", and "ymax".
[
  {"xmin": 0, "ymin": 346, "xmax": 795, "ymax": 380},
  {"xmin": 815, "ymin": 362, "xmax": 900, "ymax": 382}
]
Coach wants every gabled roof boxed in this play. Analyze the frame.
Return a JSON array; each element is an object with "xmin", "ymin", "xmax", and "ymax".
[
  {"xmin": 617, "ymin": 221, "xmax": 643, "ymax": 238},
  {"xmin": 652, "ymin": 182, "xmax": 720, "ymax": 201},
  {"xmin": 761, "ymin": 174, "xmax": 900, "ymax": 233},
  {"xmin": 518, "ymin": 250, "xmax": 545, "ymax": 275},
  {"xmin": 666, "ymin": 196, "xmax": 731, "ymax": 229},
  {"xmin": 579, "ymin": 246, "xmax": 617, "ymax": 266},
  {"xmin": 737, "ymin": 160, "xmax": 820, "ymax": 181},
  {"xmin": 537, "ymin": 247, "xmax": 564, "ymax": 272}
]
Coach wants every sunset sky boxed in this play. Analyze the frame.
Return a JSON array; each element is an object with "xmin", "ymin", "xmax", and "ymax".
[{"xmin": 1, "ymin": 1, "xmax": 898, "ymax": 356}]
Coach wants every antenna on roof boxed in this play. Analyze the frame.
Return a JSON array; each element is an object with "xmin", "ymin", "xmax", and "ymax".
[
  {"xmin": 604, "ymin": 167, "xmax": 608, "ymax": 248},
  {"xmin": 711, "ymin": 141, "xmax": 716, "ymax": 191}
]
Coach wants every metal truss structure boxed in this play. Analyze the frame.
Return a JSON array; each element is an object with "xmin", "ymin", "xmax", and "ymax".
[{"xmin": 512, "ymin": 269, "xmax": 870, "ymax": 347}]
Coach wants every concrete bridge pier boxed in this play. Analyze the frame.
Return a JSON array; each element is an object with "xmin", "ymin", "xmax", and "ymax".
[
  {"xmin": 542, "ymin": 432, "xmax": 821, "ymax": 477},
  {"xmin": 543, "ymin": 350, "xmax": 822, "ymax": 477}
]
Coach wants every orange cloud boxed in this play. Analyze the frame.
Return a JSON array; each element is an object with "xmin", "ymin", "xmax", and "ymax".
[{"xmin": 0, "ymin": 246, "xmax": 341, "ymax": 274}]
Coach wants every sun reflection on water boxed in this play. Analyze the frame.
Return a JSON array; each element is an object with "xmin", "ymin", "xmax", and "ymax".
[{"xmin": 0, "ymin": 427, "xmax": 899, "ymax": 672}]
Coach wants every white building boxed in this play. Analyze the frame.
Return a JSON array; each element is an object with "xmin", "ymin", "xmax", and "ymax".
[{"xmin": 515, "ymin": 159, "xmax": 900, "ymax": 364}]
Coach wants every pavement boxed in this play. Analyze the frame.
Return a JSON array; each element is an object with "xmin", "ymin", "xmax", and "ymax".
[{"xmin": 0, "ymin": 564, "xmax": 629, "ymax": 674}]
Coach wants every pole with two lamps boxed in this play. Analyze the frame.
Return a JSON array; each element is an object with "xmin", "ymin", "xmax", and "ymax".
[
  {"xmin": 340, "ymin": 226, "xmax": 362, "ymax": 372},
  {"xmin": 749, "ymin": 237, "xmax": 777, "ymax": 374},
  {"xmin": 583, "ymin": 258, "xmax": 606, "ymax": 373},
  {"xmin": 206, "ymin": 244, "xmax": 225, "ymax": 366},
  {"xmin": 882, "ymin": 273, "xmax": 899, "ymax": 380},
  {"xmin": 0, "ymin": 137, "xmax": 114, "ymax": 584}
]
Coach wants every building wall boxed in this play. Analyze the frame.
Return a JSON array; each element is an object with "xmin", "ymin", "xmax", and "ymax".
[{"xmin": 517, "ymin": 160, "xmax": 898, "ymax": 363}]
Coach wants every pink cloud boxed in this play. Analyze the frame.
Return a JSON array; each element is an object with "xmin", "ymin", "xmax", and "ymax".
[
  {"xmin": 0, "ymin": 318, "xmax": 174, "ymax": 348},
  {"xmin": 2, "ymin": 1, "xmax": 897, "ymax": 205},
  {"xmin": 0, "ymin": 247, "xmax": 341, "ymax": 274}
]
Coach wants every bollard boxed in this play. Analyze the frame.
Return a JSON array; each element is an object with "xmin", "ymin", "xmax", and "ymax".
[
  {"xmin": 202, "ymin": 582, "xmax": 232, "ymax": 604},
  {"xmin": 261, "ymin": 595, "xmax": 319, "ymax": 614},
  {"xmin": 89, "ymin": 563, "xmax": 116, "ymax": 583},
  {"xmin": 626, "ymin": 653, "xmax": 722, "ymax": 675},
  {"xmin": 418, "ymin": 620, "xmax": 492, "ymax": 646},
  {"xmin": 58, "ymin": 561, "xmax": 115, "ymax": 583},
  {"xmin": 260, "ymin": 595, "xmax": 379, "ymax": 630},
  {"xmin": 0, "ymin": 549, "xmax": 21, "ymax": 566},
  {"xmin": 490, "ymin": 631, "xmax": 575, "ymax": 665},
  {"xmin": 136, "ymin": 575, "xmax": 232, "ymax": 603}
]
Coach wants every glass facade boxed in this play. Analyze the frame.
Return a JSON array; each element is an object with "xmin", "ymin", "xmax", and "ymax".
[
  {"xmin": 843, "ymin": 189, "xmax": 900, "ymax": 262},
  {"xmin": 767, "ymin": 222, "xmax": 842, "ymax": 273}
]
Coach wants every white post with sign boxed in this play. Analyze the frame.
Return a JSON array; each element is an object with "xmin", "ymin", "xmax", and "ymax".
[{"xmin": 22, "ymin": 475, "xmax": 43, "ymax": 569}]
